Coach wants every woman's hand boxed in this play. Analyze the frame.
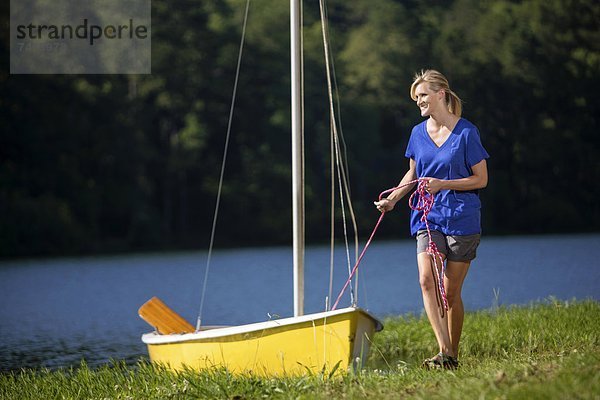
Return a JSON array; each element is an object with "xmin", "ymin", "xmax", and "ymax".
[
  {"xmin": 374, "ymin": 198, "xmax": 396, "ymax": 213},
  {"xmin": 422, "ymin": 160, "xmax": 488, "ymax": 194},
  {"xmin": 374, "ymin": 158, "xmax": 418, "ymax": 213},
  {"xmin": 423, "ymin": 177, "xmax": 445, "ymax": 194}
]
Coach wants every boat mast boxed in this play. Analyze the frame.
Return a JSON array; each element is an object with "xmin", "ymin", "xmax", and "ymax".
[{"xmin": 290, "ymin": 0, "xmax": 304, "ymax": 317}]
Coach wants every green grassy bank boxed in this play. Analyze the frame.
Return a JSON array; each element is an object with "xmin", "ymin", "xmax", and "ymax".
[{"xmin": 1, "ymin": 299, "xmax": 598, "ymax": 399}]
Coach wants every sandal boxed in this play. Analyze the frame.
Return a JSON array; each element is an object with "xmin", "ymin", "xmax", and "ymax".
[{"xmin": 422, "ymin": 352, "xmax": 459, "ymax": 370}]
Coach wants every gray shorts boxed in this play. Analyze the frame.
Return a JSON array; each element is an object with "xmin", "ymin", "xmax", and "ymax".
[{"xmin": 416, "ymin": 230, "xmax": 481, "ymax": 262}]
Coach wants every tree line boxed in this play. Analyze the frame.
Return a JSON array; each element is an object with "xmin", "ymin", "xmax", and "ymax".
[{"xmin": 1, "ymin": 0, "xmax": 598, "ymax": 258}]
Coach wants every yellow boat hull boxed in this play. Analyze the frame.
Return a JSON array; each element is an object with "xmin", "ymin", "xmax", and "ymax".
[{"xmin": 142, "ymin": 307, "xmax": 383, "ymax": 376}]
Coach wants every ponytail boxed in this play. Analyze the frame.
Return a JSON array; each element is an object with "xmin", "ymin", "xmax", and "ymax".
[{"xmin": 446, "ymin": 89, "xmax": 462, "ymax": 117}]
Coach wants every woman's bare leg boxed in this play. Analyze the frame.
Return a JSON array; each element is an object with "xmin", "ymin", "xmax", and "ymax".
[
  {"xmin": 417, "ymin": 252, "xmax": 455, "ymax": 357},
  {"xmin": 444, "ymin": 260, "xmax": 471, "ymax": 357}
]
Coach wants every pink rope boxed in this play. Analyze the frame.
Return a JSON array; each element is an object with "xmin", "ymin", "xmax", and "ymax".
[
  {"xmin": 410, "ymin": 180, "xmax": 449, "ymax": 312},
  {"xmin": 331, "ymin": 178, "xmax": 448, "ymax": 312}
]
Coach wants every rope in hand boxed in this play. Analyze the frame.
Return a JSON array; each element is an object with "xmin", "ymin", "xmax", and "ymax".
[{"xmin": 331, "ymin": 178, "xmax": 448, "ymax": 315}]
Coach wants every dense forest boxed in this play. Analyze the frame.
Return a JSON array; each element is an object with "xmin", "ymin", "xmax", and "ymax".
[{"xmin": 1, "ymin": 0, "xmax": 599, "ymax": 258}]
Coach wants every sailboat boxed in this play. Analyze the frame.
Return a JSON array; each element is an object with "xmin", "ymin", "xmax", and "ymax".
[{"xmin": 139, "ymin": 0, "xmax": 383, "ymax": 376}]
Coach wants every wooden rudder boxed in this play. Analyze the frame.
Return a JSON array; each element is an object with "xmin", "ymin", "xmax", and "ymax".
[{"xmin": 138, "ymin": 296, "xmax": 195, "ymax": 334}]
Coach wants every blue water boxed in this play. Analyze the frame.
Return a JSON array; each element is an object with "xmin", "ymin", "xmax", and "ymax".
[{"xmin": 0, "ymin": 233, "xmax": 598, "ymax": 371}]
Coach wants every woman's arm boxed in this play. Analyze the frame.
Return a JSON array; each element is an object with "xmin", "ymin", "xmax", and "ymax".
[
  {"xmin": 425, "ymin": 159, "xmax": 488, "ymax": 194},
  {"xmin": 374, "ymin": 158, "xmax": 417, "ymax": 212}
]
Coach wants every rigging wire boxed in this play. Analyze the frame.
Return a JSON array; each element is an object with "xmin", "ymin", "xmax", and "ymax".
[
  {"xmin": 196, "ymin": 0, "xmax": 251, "ymax": 331},
  {"xmin": 324, "ymin": 4, "xmax": 366, "ymax": 307},
  {"xmin": 319, "ymin": 0, "xmax": 361, "ymax": 309},
  {"xmin": 323, "ymin": 2, "xmax": 358, "ymax": 263},
  {"xmin": 320, "ymin": 0, "xmax": 345, "ymax": 308}
]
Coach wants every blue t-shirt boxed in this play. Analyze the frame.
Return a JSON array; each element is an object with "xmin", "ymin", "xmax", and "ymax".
[{"xmin": 405, "ymin": 118, "xmax": 490, "ymax": 236}]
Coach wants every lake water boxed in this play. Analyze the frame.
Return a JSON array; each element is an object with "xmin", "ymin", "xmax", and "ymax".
[{"xmin": 1, "ymin": 233, "xmax": 598, "ymax": 372}]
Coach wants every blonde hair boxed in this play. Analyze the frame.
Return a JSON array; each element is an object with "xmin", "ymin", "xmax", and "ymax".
[{"xmin": 410, "ymin": 69, "xmax": 462, "ymax": 117}]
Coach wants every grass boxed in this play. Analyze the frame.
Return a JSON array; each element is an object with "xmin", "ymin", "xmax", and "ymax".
[{"xmin": 1, "ymin": 299, "xmax": 599, "ymax": 399}]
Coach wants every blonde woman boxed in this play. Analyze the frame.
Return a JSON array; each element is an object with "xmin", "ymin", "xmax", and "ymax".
[{"xmin": 375, "ymin": 70, "xmax": 489, "ymax": 369}]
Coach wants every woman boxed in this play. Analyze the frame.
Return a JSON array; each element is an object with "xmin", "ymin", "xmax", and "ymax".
[{"xmin": 374, "ymin": 69, "xmax": 489, "ymax": 369}]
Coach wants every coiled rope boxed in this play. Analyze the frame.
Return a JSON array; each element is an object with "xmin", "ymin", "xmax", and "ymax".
[{"xmin": 331, "ymin": 178, "xmax": 448, "ymax": 315}]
